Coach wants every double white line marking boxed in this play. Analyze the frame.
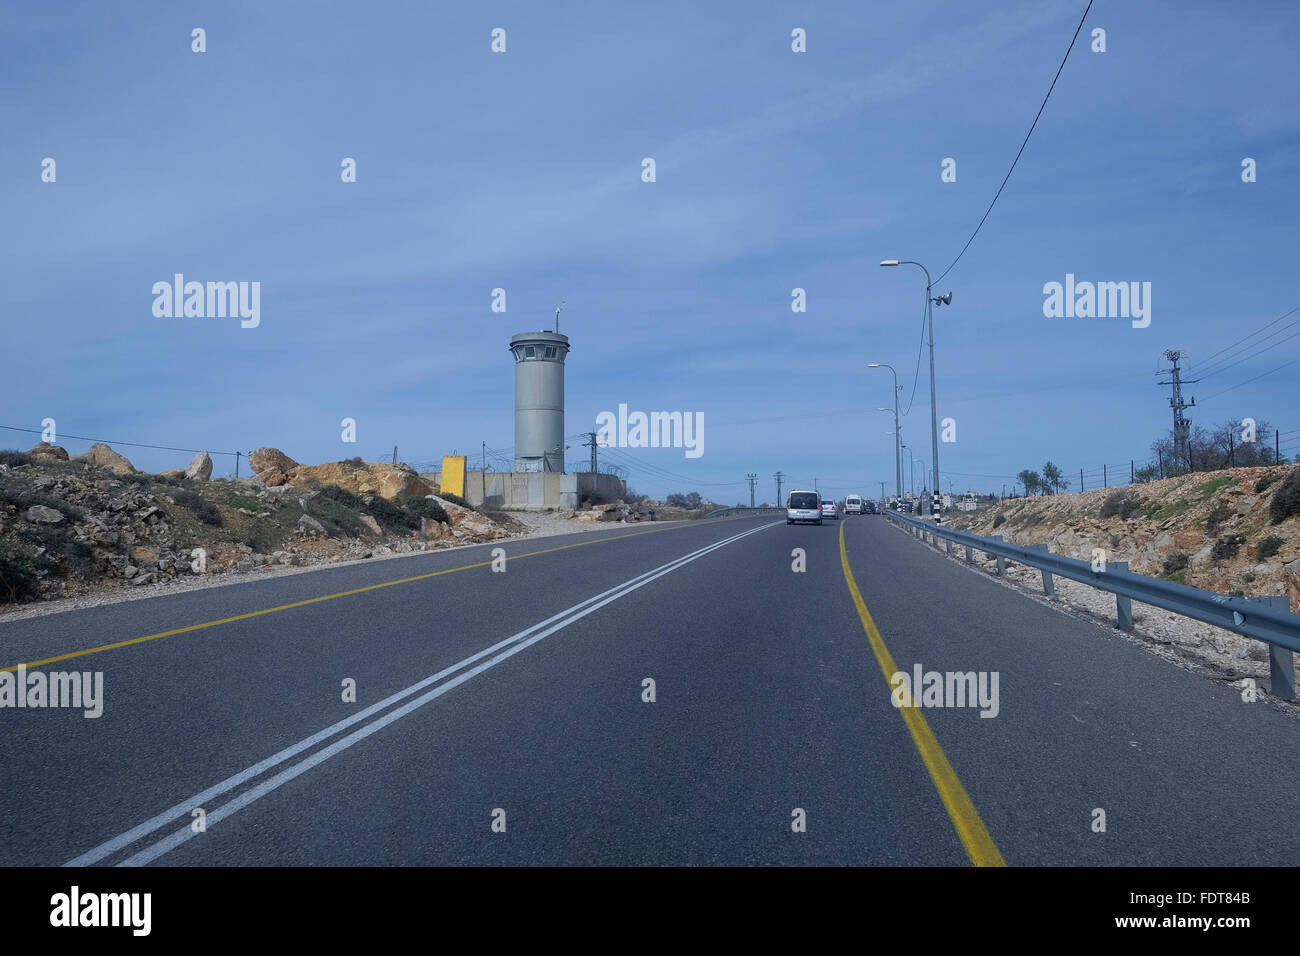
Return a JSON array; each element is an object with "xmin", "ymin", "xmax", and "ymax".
[{"xmin": 66, "ymin": 521, "xmax": 778, "ymax": 866}]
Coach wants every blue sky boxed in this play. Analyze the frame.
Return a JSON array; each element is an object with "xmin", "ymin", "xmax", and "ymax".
[{"xmin": 4, "ymin": 1, "xmax": 1298, "ymax": 501}]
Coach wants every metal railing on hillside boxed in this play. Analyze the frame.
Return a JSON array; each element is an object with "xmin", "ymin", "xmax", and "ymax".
[
  {"xmin": 705, "ymin": 506, "xmax": 786, "ymax": 518},
  {"xmin": 884, "ymin": 510, "xmax": 1298, "ymax": 701}
]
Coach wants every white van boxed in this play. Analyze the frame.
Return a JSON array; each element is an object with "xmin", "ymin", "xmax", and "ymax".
[
  {"xmin": 845, "ymin": 495, "xmax": 863, "ymax": 515},
  {"xmin": 786, "ymin": 490, "xmax": 823, "ymax": 525}
]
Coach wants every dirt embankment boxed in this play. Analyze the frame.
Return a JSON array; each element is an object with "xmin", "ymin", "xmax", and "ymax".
[
  {"xmin": 0, "ymin": 444, "xmax": 515, "ymax": 608},
  {"xmin": 943, "ymin": 465, "xmax": 1300, "ymax": 609}
]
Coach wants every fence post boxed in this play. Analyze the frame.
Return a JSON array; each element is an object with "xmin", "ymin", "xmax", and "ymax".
[
  {"xmin": 1031, "ymin": 543, "xmax": 1054, "ymax": 596},
  {"xmin": 1111, "ymin": 561, "xmax": 1133, "ymax": 630},
  {"xmin": 1247, "ymin": 595, "xmax": 1295, "ymax": 701}
]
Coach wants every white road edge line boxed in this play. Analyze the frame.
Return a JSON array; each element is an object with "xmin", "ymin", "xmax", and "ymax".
[{"xmin": 64, "ymin": 520, "xmax": 778, "ymax": 867}]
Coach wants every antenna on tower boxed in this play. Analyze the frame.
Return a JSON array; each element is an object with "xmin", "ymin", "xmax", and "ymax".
[{"xmin": 554, "ymin": 300, "xmax": 565, "ymax": 333}]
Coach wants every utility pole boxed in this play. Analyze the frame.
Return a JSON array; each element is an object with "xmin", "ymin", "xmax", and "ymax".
[
  {"xmin": 812, "ymin": 477, "xmax": 819, "ymax": 494},
  {"xmin": 235, "ymin": 451, "xmax": 241, "ymax": 478},
  {"xmin": 879, "ymin": 480, "xmax": 885, "ymax": 500},
  {"xmin": 581, "ymin": 432, "xmax": 598, "ymax": 474},
  {"xmin": 1130, "ymin": 459, "xmax": 1135, "ymax": 483},
  {"xmin": 482, "ymin": 441, "xmax": 487, "ymax": 505},
  {"xmin": 747, "ymin": 473, "xmax": 758, "ymax": 508},
  {"xmin": 868, "ymin": 363, "xmax": 904, "ymax": 505},
  {"xmin": 774, "ymin": 471, "xmax": 784, "ymax": 506},
  {"xmin": 1103, "ymin": 463, "xmax": 1107, "ymax": 488},
  {"xmin": 1080, "ymin": 468, "xmax": 1084, "ymax": 491},
  {"xmin": 1158, "ymin": 349, "xmax": 1198, "ymax": 473},
  {"xmin": 392, "ymin": 446, "xmax": 398, "ymax": 466}
]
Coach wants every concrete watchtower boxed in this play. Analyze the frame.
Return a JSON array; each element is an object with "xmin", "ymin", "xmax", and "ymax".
[{"xmin": 510, "ymin": 325, "xmax": 570, "ymax": 473}]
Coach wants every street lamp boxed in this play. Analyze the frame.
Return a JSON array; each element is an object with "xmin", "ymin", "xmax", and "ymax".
[
  {"xmin": 868, "ymin": 363, "xmax": 904, "ymax": 504},
  {"xmin": 880, "ymin": 260, "xmax": 951, "ymax": 522}
]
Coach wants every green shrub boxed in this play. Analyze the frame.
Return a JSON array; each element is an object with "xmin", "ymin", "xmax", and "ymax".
[
  {"xmin": 364, "ymin": 494, "xmax": 420, "ymax": 532},
  {"xmin": 1255, "ymin": 472, "xmax": 1278, "ymax": 494},
  {"xmin": 0, "ymin": 450, "xmax": 32, "ymax": 467},
  {"xmin": 173, "ymin": 489, "xmax": 223, "ymax": 525},
  {"xmin": 992, "ymin": 514, "xmax": 1005, "ymax": 529},
  {"xmin": 0, "ymin": 544, "xmax": 48, "ymax": 603},
  {"xmin": 405, "ymin": 496, "xmax": 449, "ymax": 525},
  {"xmin": 1210, "ymin": 536, "xmax": 1242, "ymax": 561},
  {"xmin": 1268, "ymin": 468, "xmax": 1300, "ymax": 524},
  {"xmin": 1162, "ymin": 552, "xmax": 1189, "ymax": 574},
  {"xmin": 318, "ymin": 484, "xmax": 365, "ymax": 511},
  {"xmin": 1205, "ymin": 502, "xmax": 1232, "ymax": 535},
  {"xmin": 1257, "ymin": 535, "xmax": 1284, "ymax": 559},
  {"xmin": 1100, "ymin": 491, "xmax": 1141, "ymax": 519},
  {"xmin": 1, "ymin": 487, "xmax": 86, "ymax": 522}
]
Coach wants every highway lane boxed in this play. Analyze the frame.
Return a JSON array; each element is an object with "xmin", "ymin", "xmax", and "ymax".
[{"xmin": 2, "ymin": 512, "xmax": 1298, "ymax": 865}]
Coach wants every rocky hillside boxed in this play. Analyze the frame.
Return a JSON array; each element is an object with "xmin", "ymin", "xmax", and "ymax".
[
  {"xmin": 942, "ymin": 465, "xmax": 1300, "ymax": 609},
  {"xmin": 0, "ymin": 443, "xmax": 514, "ymax": 607}
]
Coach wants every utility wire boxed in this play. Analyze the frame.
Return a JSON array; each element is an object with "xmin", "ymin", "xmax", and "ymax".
[
  {"xmin": 1191, "ymin": 316, "xmax": 1300, "ymax": 381},
  {"xmin": 1184, "ymin": 304, "xmax": 1300, "ymax": 375},
  {"xmin": 932, "ymin": 0, "xmax": 1094, "ymax": 287},
  {"xmin": 0, "ymin": 424, "xmax": 237, "ymax": 457},
  {"xmin": 1201, "ymin": 354, "xmax": 1300, "ymax": 401}
]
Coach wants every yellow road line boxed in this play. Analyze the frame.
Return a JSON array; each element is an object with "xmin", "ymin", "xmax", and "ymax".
[
  {"xmin": 839, "ymin": 520, "xmax": 1007, "ymax": 867},
  {"xmin": 2, "ymin": 522, "xmax": 695, "ymax": 674}
]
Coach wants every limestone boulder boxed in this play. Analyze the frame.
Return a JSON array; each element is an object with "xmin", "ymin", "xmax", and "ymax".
[
  {"xmin": 249, "ymin": 447, "xmax": 299, "ymax": 476},
  {"xmin": 25, "ymin": 505, "xmax": 65, "ymax": 524},
  {"xmin": 77, "ymin": 443, "xmax": 136, "ymax": 475},
  {"xmin": 185, "ymin": 451, "xmax": 213, "ymax": 481},
  {"xmin": 27, "ymin": 442, "xmax": 70, "ymax": 461}
]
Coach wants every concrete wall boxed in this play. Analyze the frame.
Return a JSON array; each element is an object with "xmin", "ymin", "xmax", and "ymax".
[{"xmin": 424, "ymin": 470, "xmax": 592, "ymax": 511}]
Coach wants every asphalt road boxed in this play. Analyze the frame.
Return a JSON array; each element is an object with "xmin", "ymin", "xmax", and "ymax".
[{"xmin": 2, "ymin": 514, "xmax": 1297, "ymax": 866}]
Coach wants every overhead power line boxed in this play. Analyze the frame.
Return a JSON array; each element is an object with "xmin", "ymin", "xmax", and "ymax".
[
  {"xmin": 1184, "ymin": 304, "xmax": 1300, "ymax": 376},
  {"xmin": 0, "ymin": 423, "xmax": 237, "ymax": 457},
  {"xmin": 932, "ymin": 0, "xmax": 1094, "ymax": 286}
]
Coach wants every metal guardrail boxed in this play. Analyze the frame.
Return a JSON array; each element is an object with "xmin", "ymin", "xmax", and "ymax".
[
  {"xmin": 885, "ymin": 510, "xmax": 1298, "ymax": 701},
  {"xmin": 705, "ymin": 506, "xmax": 787, "ymax": 518}
]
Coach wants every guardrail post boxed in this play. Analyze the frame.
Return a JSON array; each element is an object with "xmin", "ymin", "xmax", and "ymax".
[
  {"xmin": 946, "ymin": 537, "xmax": 953, "ymax": 556},
  {"xmin": 1247, "ymin": 595, "xmax": 1295, "ymax": 701},
  {"xmin": 965, "ymin": 544, "xmax": 973, "ymax": 563},
  {"xmin": 1030, "ymin": 543, "xmax": 1054, "ymax": 596},
  {"xmin": 1111, "ymin": 561, "xmax": 1133, "ymax": 631},
  {"xmin": 988, "ymin": 535, "xmax": 1006, "ymax": 575}
]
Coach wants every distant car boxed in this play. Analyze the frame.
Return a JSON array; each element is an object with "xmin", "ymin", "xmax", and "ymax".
[
  {"xmin": 845, "ymin": 494, "xmax": 863, "ymax": 515},
  {"xmin": 786, "ymin": 490, "xmax": 823, "ymax": 525},
  {"xmin": 864, "ymin": 500, "xmax": 877, "ymax": 515},
  {"xmin": 820, "ymin": 496, "xmax": 839, "ymax": 520}
]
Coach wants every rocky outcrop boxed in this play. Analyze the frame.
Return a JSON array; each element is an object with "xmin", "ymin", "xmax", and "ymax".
[
  {"xmin": 428, "ymin": 495, "xmax": 504, "ymax": 537},
  {"xmin": 249, "ymin": 447, "xmax": 299, "ymax": 476},
  {"xmin": 185, "ymin": 451, "xmax": 213, "ymax": 481},
  {"xmin": 290, "ymin": 461, "xmax": 433, "ymax": 501},
  {"xmin": 76, "ymin": 443, "xmax": 136, "ymax": 475},
  {"xmin": 27, "ymin": 442, "xmax": 69, "ymax": 461}
]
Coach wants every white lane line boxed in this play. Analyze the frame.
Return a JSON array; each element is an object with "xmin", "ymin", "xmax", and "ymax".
[{"xmin": 65, "ymin": 520, "xmax": 777, "ymax": 867}]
